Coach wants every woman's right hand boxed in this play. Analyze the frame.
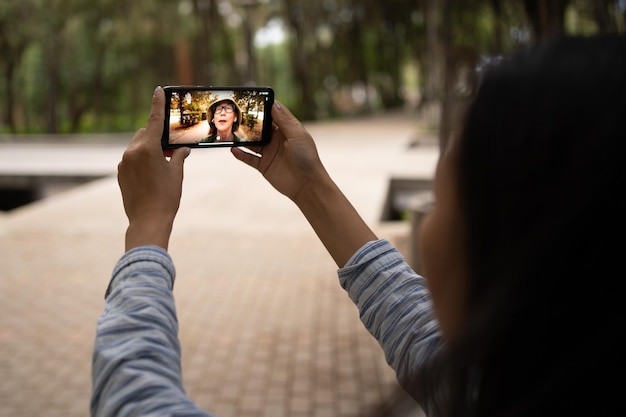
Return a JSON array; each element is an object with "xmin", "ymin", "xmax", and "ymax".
[
  {"xmin": 231, "ymin": 101, "xmax": 329, "ymax": 205},
  {"xmin": 232, "ymin": 100, "xmax": 377, "ymax": 267}
]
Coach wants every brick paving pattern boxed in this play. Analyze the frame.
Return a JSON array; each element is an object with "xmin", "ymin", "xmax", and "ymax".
[{"xmin": 0, "ymin": 112, "xmax": 438, "ymax": 417}]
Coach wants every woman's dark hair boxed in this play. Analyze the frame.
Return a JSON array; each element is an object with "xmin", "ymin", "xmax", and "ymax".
[
  {"xmin": 417, "ymin": 35, "xmax": 626, "ymax": 416},
  {"xmin": 207, "ymin": 99, "xmax": 241, "ymax": 135}
]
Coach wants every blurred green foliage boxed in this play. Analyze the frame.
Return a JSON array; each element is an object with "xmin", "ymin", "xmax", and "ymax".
[{"xmin": 0, "ymin": 0, "xmax": 623, "ymax": 134}]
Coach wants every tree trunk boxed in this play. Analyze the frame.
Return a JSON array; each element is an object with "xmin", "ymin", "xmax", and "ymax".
[
  {"xmin": 44, "ymin": 31, "xmax": 60, "ymax": 134},
  {"xmin": 283, "ymin": 0, "xmax": 316, "ymax": 119},
  {"xmin": 3, "ymin": 60, "xmax": 17, "ymax": 133},
  {"xmin": 439, "ymin": 0, "xmax": 453, "ymax": 152},
  {"xmin": 522, "ymin": 0, "xmax": 569, "ymax": 41}
]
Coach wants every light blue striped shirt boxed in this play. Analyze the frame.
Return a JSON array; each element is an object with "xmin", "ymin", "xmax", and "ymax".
[{"xmin": 92, "ymin": 240, "xmax": 442, "ymax": 417}]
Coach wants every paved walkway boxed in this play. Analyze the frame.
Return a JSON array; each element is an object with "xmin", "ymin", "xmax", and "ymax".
[{"xmin": 0, "ymin": 111, "xmax": 439, "ymax": 417}]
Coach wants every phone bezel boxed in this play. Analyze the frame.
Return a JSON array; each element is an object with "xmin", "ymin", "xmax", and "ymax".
[{"xmin": 161, "ymin": 85, "xmax": 274, "ymax": 149}]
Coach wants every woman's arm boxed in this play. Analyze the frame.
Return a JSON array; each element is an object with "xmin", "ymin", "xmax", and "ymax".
[
  {"xmin": 92, "ymin": 87, "xmax": 204, "ymax": 417},
  {"xmin": 92, "ymin": 247, "xmax": 213, "ymax": 417},
  {"xmin": 338, "ymin": 239, "xmax": 442, "ymax": 394},
  {"xmin": 233, "ymin": 102, "xmax": 443, "ymax": 411}
]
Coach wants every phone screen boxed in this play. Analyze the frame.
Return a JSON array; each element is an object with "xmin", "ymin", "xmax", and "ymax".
[{"xmin": 161, "ymin": 86, "xmax": 274, "ymax": 148}]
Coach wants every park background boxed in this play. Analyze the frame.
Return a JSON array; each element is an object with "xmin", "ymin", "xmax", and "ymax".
[
  {"xmin": 1, "ymin": 0, "xmax": 625, "ymax": 146},
  {"xmin": 0, "ymin": 0, "xmax": 626, "ymax": 417},
  {"xmin": 0, "ymin": 2, "xmax": 625, "ymax": 417}
]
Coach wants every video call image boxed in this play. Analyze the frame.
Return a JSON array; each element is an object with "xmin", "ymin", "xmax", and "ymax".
[{"xmin": 167, "ymin": 89, "xmax": 267, "ymax": 145}]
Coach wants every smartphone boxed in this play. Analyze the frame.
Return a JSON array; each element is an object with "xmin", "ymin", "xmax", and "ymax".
[{"xmin": 161, "ymin": 85, "xmax": 274, "ymax": 149}]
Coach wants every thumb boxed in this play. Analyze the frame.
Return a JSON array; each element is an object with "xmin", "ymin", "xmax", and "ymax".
[{"xmin": 146, "ymin": 86, "xmax": 166, "ymax": 139}]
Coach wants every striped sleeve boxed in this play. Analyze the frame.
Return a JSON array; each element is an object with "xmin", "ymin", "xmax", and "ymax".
[
  {"xmin": 338, "ymin": 239, "xmax": 443, "ymax": 391},
  {"xmin": 91, "ymin": 246, "xmax": 214, "ymax": 417}
]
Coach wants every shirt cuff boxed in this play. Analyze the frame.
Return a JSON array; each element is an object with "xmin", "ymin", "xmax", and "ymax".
[
  {"xmin": 341, "ymin": 239, "xmax": 394, "ymax": 268},
  {"xmin": 104, "ymin": 246, "xmax": 176, "ymax": 300}
]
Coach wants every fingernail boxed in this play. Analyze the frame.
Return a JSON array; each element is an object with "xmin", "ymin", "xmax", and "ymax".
[
  {"xmin": 153, "ymin": 86, "xmax": 162, "ymax": 96},
  {"xmin": 274, "ymin": 101, "xmax": 282, "ymax": 110}
]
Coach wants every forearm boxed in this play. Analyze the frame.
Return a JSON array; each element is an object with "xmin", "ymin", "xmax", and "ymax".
[
  {"xmin": 92, "ymin": 247, "xmax": 211, "ymax": 417},
  {"xmin": 294, "ymin": 173, "xmax": 377, "ymax": 267},
  {"xmin": 338, "ymin": 240, "xmax": 442, "ymax": 393}
]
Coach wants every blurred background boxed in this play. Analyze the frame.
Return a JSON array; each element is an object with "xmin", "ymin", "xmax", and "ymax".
[
  {"xmin": 1, "ymin": 2, "xmax": 625, "ymax": 417},
  {"xmin": 1, "ymin": 0, "xmax": 624, "ymax": 139}
]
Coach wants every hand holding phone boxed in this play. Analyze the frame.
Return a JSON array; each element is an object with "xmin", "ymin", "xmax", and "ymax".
[
  {"xmin": 120, "ymin": 86, "xmax": 190, "ymax": 251},
  {"xmin": 161, "ymin": 85, "xmax": 274, "ymax": 149}
]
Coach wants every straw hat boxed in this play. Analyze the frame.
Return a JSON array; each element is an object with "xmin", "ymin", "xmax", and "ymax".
[{"xmin": 208, "ymin": 91, "xmax": 240, "ymax": 110}]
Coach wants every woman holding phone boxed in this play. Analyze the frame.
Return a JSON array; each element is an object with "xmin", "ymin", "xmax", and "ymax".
[{"xmin": 92, "ymin": 35, "xmax": 626, "ymax": 417}]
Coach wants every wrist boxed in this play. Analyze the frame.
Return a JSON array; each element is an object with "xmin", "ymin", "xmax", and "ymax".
[
  {"xmin": 291, "ymin": 167, "xmax": 336, "ymax": 209},
  {"xmin": 125, "ymin": 218, "xmax": 174, "ymax": 251}
]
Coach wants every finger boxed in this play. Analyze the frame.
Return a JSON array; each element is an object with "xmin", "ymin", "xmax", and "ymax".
[
  {"xmin": 169, "ymin": 146, "xmax": 191, "ymax": 169},
  {"xmin": 231, "ymin": 147, "xmax": 260, "ymax": 170},
  {"xmin": 271, "ymin": 100, "xmax": 301, "ymax": 136},
  {"xmin": 271, "ymin": 100, "xmax": 286, "ymax": 127}
]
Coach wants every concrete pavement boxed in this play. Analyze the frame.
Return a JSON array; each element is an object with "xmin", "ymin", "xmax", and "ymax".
[{"xmin": 0, "ymin": 111, "xmax": 439, "ymax": 417}]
